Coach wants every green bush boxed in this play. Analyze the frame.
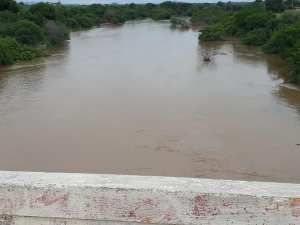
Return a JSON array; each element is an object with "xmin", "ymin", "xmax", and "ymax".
[
  {"xmin": 241, "ymin": 28, "xmax": 271, "ymax": 46},
  {"xmin": 231, "ymin": 8, "xmax": 274, "ymax": 35},
  {"xmin": 0, "ymin": 0, "xmax": 18, "ymax": 13},
  {"xmin": 19, "ymin": 10, "xmax": 44, "ymax": 26},
  {"xmin": 74, "ymin": 15, "xmax": 96, "ymax": 28},
  {"xmin": 265, "ymin": 0, "xmax": 284, "ymax": 12},
  {"xmin": 285, "ymin": 41, "xmax": 300, "ymax": 84},
  {"xmin": 191, "ymin": 7, "xmax": 226, "ymax": 24},
  {"xmin": 150, "ymin": 8, "xmax": 172, "ymax": 20},
  {"xmin": 0, "ymin": 11, "xmax": 18, "ymax": 23},
  {"xmin": 279, "ymin": 12, "xmax": 300, "ymax": 26},
  {"xmin": 263, "ymin": 22, "xmax": 300, "ymax": 54},
  {"xmin": 12, "ymin": 20, "xmax": 44, "ymax": 45},
  {"xmin": 0, "ymin": 22, "xmax": 13, "ymax": 37},
  {"xmin": 66, "ymin": 18, "xmax": 80, "ymax": 29},
  {"xmin": 30, "ymin": 3, "xmax": 56, "ymax": 20},
  {"xmin": 0, "ymin": 37, "xmax": 14, "ymax": 65},
  {"xmin": 199, "ymin": 25, "xmax": 225, "ymax": 41},
  {"xmin": 102, "ymin": 9, "xmax": 126, "ymax": 24},
  {"xmin": 0, "ymin": 37, "xmax": 40, "ymax": 65}
]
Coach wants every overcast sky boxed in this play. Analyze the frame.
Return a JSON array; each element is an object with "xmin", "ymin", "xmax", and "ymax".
[{"xmin": 18, "ymin": 0, "xmax": 250, "ymax": 4}]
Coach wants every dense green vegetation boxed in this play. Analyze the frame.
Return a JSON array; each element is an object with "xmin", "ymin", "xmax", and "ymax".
[{"xmin": 199, "ymin": 0, "xmax": 300, "ymax": 84}]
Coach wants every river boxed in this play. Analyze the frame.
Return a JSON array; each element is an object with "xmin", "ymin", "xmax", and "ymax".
[{"xmin": 0, "ymin": 20, "xmax": 300, "ymax": 183}]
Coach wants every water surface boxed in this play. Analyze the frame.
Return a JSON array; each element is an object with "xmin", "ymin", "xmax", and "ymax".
[{"xmin": 1, "ymin": 20, "xmax": 300, "ymax": 183}]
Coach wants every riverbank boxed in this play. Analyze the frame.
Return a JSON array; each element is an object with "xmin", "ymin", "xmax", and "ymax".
[{"xmin": 199, "ymin": 3, "xmax": 300, "ymax": 86}]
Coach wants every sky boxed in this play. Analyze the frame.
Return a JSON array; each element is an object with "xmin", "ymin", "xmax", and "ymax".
[{"xmin": 18, "ymin": 0, "xmax": 249, "ymax": 4}]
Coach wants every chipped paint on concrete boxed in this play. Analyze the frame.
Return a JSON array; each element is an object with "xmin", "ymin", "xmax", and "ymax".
[{"xmin": 0, "ymin": 171, "xmax": 300, "ymax": 225}]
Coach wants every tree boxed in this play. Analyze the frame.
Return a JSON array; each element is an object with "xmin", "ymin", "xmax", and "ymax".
[
  {"xmin": 45, "ymin": 20, "xmax": 69, "ymax": 45},
  {"xmin": 284, "ymin": 0, "xmax": 295, "ymax": 9},
  {"xmin": 0, "ymin": 11, "xmax": 18, "ymax": 23},
  {"xmin": 241, "ymin": 28, "xmax": 271, "ymax": 45},
  {"xmin": 287, "ymin": 41, "xmax": 300, "ymax": 83},
  {"xmin": 231, "ymin": 7, "xmax": 273, "ymax": 35},
  {"xmin": 216, "ymin": 1, "xmax": 225, "ymax": 8},
  {"xmin": 74, "ymin": 15, "xmax": 96, "ymax": 28},
  {"xmin": 191, "ymin": 7, "xmax": 226, "ymax": 24},
  {"xmin": 0, "ymin": 37, "xmax": 41, "ymax": 64},
  {"xmin": 265, "ymin": 0, "xmax": 284, "ymax": 12},
  {"xmin": 264, "ymin": 22, "xmax": 300, "ymax": 54},
  {"xmin": 30, "ymin": 3, "xmax": 56, "ymax": 20},
  {"xmin": 0, "ymin": 0, "xmax": 19, "ymax": 13},
  {"xmin": 0, "ymin": 37, "xmax": 14, "ymax": 65},
  {"xmin": 199, "ymin": 24, "xmax": 225, "ymax": 41},
  {"xmin": 12, "ymin": 20, "xmax": 44, "ymax": 46}
]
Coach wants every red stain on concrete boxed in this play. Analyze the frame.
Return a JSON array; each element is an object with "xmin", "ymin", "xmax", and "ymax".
[
  {"xmin": 128, "ymin": 210, "xmax": 136, "ymax": 218},
  {"xmin": 140, "ymin": 216, "xmax": 152, "ymax": 224},
  {"xmin": 290, "ymin": 199, "xmax": 300, "ymax": 217},
  {"xmin": 192, "ymin": 195, "xmax": 208, "ymax": 217},
  {"xmin": 192, "ymin": 195, "xmax": 219, "ymax": 218},
  {"xmin": 290, "ymin": 198, "xmax": 300, "ymax": 207},
  {"xmin": 163, "ymin": 211, "xmax": 174, "ymax": 221},
  {"xmin": 126, "ymin": 198, "xmax": 159, "ymax": 223},
  {"xmin": 36, "ymin": 192, "xmax": 69, "ymax": 207},
  {"xmin": 143, "ymin": 198, "xmax": 156, "ymax": 206},
  {"xmin": 222, "ymin": 200, "xmax": 232, "ymax": 208}
]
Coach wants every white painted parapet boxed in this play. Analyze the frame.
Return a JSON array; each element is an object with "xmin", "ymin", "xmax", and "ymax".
[{"xmin": 0, "ymin": 171, "xmax": 300, "ymax": 225}]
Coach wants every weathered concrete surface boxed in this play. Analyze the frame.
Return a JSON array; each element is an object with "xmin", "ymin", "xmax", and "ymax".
[
  {"xmin": 0, "ymin": 216, "xmax": 161, "ymax": 225},
  {"xmin": 0, "ymin": 171, "xmax": 300, "ymax": 225}
]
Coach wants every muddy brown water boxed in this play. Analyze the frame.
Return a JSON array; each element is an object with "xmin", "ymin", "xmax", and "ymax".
[{"xmin": 0, "ymin": 20, "xmax": 300, "ymax": 183}]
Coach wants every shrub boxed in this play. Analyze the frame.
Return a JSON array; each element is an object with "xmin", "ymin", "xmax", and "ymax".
[
  {"xmin": 74, "ymin": 15, "xmax": 96, "ymax": 28},
  {"xmin": 19, "ymin": 10, "xmax": 44, "ymax": 26},
  {"xmin": 265, "ymin": 0, "xmax": 284, "ymax": 12},
  {"xmin": 12, "ymin": 20, "xmax": 44, "ymax": 46},
  {"xmin": 150, "ymin": 8, "xmax": 172, "ymax": 20},
  {"xmin": 191, "ymin": 7, "xmax": 226, "ymax": 24},
  {"xmin": 0, "ymin": 0, "xmax": 18, "ymax": 13},
  {"xmin": 263, "ymin": 22, "xmax": 300, "ymax": 54},
  {"xmin": 232, "ymin": 8, "xmax": 274, "ymax": 35},
  {"xmin": 0, "ymin": 11, "xmax": 18, "ymax": 23},
  {"xmin": 30, "ymin": 3, "xmax": 56, "ymax": 20},
  {"xmin": 199, "ymin": 25, "xmax": 225, "ymax": 41},
  {"xmin": 102, "ymin": 9, "xmax": 126, "ymax": 24},
  {"xmin": 0, "ymin": 37, "xmax": 14, "ymax": 65},
  {"xmin": 242, "ymin": 28, "xmax": 271, "ymax": 46},
  {"xmin": 0, "ymin": 37, "xmax": 41, "ymax": 65},
  {"xmin": 65, "ymin": 18, "xmax": 79, "ymax": 29},
  {"xmin": 285, "ymin": 41, "xmax": 300, "ymax": 84}
]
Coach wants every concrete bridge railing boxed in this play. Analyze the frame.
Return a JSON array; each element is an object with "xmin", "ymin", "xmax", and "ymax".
[{"xmin": 0, "ymin": 171, "xmax": 300, "ymax": 225}]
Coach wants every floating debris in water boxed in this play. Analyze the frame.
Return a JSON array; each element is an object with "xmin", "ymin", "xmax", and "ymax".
[{"xmin": 203, "ymin": 56, "xmax": 211, "ymax": 62}]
